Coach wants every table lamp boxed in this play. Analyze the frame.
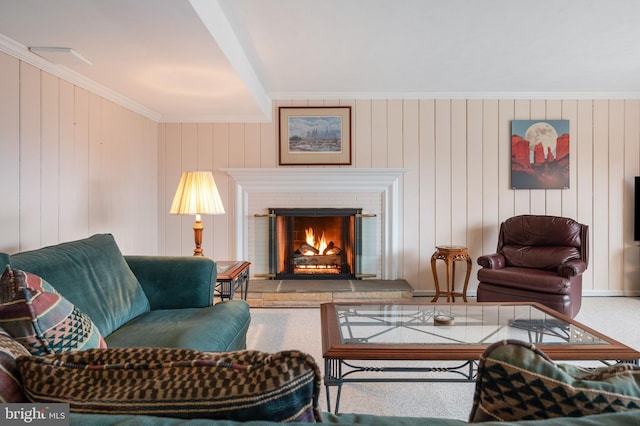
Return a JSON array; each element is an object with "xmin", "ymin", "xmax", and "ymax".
[{"xmin": 169, "ymin": 171, "xmax": 225, "ymax": 256}]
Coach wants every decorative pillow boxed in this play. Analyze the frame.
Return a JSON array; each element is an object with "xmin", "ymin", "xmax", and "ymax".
[
  {"xmin": 0, "ymin": 328, "xmax": 30, "ymax": 402},
  {"xmin": 469, "ymin": 339, "xmax": 640, "ymax": 422},
  {"xmin": 17, "ymin": 347, "xmax": 322, "ymax": 423},
  {"xmin": 0, "ymin": 265, "xmax": 106, "ymax": 355}
]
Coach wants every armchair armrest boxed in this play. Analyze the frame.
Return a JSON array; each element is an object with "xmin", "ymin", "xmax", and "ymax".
[
  {"xmin": 477, "ymin": 253, "xmax": 506, "ymax": 269},
  {"xmin": 124, "ymin": 256, "xmax": 216, "ymax": 310},
  {"xmin": 558, "ymin": 259, "xmax": 587, "ymax": 278}
]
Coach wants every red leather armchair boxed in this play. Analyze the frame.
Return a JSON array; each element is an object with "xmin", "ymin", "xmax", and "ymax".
[{"xmin": 476, "ymin": 215, "xmax": 589, "ymax": 318}]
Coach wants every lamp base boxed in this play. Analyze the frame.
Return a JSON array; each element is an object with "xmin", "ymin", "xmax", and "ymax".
[{"xmin": 193, "ymin": 218, "xmax": 204, "ymax": 256}]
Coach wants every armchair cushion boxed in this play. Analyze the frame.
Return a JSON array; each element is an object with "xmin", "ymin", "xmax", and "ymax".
[
  {"xmin": 502, "ymin": 216, "xmax": 584, "ymax": 247},
  {"xmin": 502, "ymin": 245, "xmax": 581, "ymax": 271},
  {"xmin": 18, "ymin": 347, "xmax": 322, "ymax": 423},
  {"xmin": 478, "ymin": 267, "xmax": 571, "ymax": 295},
  {"xmin": 470, "ymin": 340, "xmax": 640, "ymax": 422}
]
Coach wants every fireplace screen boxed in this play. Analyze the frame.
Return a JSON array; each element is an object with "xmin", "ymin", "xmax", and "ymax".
[{"xmin": 269, "ymin": 208, "xmax": 364, "ymax": 279}]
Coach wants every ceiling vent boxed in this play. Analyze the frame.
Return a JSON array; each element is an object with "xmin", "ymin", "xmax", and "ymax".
[{"xmin": 28, "ymin": 46, "xmax": 92, "ymax": 66}]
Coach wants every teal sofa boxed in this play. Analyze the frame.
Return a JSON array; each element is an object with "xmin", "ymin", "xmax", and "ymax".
[
  {"xmin": 66, "ymin": 411, "xmax": 640, "ymax": 425},
  {"xmin": 0, "ymin": 234, "xmax": 250, "ymax": 352}
]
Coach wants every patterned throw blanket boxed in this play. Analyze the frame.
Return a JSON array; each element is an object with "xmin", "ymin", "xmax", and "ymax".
[{"xmin": 18, "ymin": 347, "xmax": 322, "ymax": 423}]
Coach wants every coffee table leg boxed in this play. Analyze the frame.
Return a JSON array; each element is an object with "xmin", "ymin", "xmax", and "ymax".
[
  {"xmin": 333, "ymin": 385, "xmax": 343, "ymax": 414},
  {"xmin": 469, "ymin": 359, "xmax": 478, "ymax": 380},
  {"xmin": 324, "ymin": 358, "xmax": 343, "ymax": 414},
  {"xmin": 325, "ymin": 382, "xmax": 344, "ymax": 415}
]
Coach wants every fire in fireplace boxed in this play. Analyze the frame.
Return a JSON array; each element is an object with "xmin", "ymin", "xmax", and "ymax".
[{"xmin": 269, "ymin": 208, "xmax": 362, "ymax": 279}]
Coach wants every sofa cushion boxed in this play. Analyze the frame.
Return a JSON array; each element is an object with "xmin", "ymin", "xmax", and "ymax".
[
  {"xmin": 18, "ymin": 347, "xmax": 322, "ymax": 423},
  {"xmin": 104, "ymin": 301, "xmax": 251, "ymax": 352},
  {"xmin": 65, "ymin": 411, "xmax": 640, "ymax": 425},
  {"xmin": 469, "ymin": 339, "xmax": 640, "ymax": 422},
  {"xmin": 8, "ymin": 234, "xmax": 150, "ymax": 336},
  {"xmin": 0, "ymin": 266, "xmax": 106, "ymax": 355},
  {"xmin": 0, "ymin": 327, "xmax": 30, "ymax": 402}
]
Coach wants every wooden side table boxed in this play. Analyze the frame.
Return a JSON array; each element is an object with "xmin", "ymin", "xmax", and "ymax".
[
  {"xmin": 215, "ymin": 261, "xmax": 251, "ymax": 301},
  {"xmin": 430, "ymin": 245, "xmax": 472, "ymax": 302}
]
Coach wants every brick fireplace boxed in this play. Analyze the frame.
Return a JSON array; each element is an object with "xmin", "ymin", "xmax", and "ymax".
[{"xmin": 222, "ymin": 168, "xmax": 407, "ymax": 280}]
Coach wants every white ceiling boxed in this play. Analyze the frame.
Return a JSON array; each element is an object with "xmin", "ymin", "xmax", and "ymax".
[{"xmin": 1, "ymin": 0, "xmax": 639, "ymax": 122}]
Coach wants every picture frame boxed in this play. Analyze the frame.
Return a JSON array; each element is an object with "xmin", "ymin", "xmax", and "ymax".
[
  {"xmin": 279, "ymin": 106, "xmax": 352, "ymax": 165},
  {"xmin": 511, "ymin": 119, "xmax": 570, "ymax": 189}
]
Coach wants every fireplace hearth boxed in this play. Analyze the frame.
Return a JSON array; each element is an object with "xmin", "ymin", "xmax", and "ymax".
[{"xmin": 269, "ymin": 208, "xmax": 362, "ymax": 279}]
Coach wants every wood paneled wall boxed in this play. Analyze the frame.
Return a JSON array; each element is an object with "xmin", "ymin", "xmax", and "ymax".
[
  {"xmin": 0, "ymin": 52, "xmax": 158, "ymax": 255},
  {"xmin": 2, "ymin": 47, "xmax": 636, "ymax": 295},
  {"xmin": 161, "ymin": 99, "xmax": 640, "ymax": 295}
]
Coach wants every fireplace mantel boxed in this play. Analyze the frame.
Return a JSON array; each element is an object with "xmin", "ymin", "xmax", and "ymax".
[
  {"xmin": 222, "ymin": 168, "xmax": 408, "ymax": 193},
  {"xmin": 222, "ymin": 168, "xmax": 408, "ymax": 279}
]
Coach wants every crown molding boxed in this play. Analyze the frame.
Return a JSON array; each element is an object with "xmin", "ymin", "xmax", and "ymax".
[
  {"xmin": 160, "ymin": 112, "xmax": 271, "ymax": 123},
  {"xmin": 5, "ymin": 30, "xmax": 640, "ymax": 126},
  {"xmin": 0, "ymin": 33, "xmax": 162, "ymax": 122},
  {"xmin": 271, "ymin": 91, "xmax": 640, "ymax": 100}
]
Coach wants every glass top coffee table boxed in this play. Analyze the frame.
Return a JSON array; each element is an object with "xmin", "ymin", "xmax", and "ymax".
[{"xmin": 320, "ymin": 302, "xmax": 640, "ymax": 413}]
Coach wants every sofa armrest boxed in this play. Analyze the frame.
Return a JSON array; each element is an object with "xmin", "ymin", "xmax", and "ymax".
[
  {"xmin": 477, "ymin": 253, "xmax": 505, "ymax": 269},
  {"xmin": 558, "ymin": 259, "xmax": 587, "ymax": 278},
  {"xmin": 124, "ymin": 256, "xmax": 216, "ymax": 310}
]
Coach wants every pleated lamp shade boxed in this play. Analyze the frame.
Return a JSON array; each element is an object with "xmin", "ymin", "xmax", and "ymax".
[
  {"xmin": 169, "ymin": 171, "xmax": 225, "ymax": 215},
  {"xmin": 169, "ymin": 171, "xmax": 225, "ymax": 256}
]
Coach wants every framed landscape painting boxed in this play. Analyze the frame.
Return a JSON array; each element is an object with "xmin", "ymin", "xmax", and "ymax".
[
  {"xmin": 511, "ymin": 119, "xmax": 570, "ymax": 189},
  {"xmin": 279, "ymin": 106, "xmax": 352, "ymax": 165}
]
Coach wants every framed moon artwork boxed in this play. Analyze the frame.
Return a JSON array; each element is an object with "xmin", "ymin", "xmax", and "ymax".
[{"xmin": 511, "ymin": 120, "xmax": 570, "ymax": 190}]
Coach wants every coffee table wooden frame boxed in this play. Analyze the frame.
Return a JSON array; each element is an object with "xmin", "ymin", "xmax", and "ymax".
[{"xmin": 320, "ymin": 301, "xmax": 640, "ymax": 414}]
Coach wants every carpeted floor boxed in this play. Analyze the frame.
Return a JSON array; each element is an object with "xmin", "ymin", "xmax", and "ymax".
[{"xmin": 246, "ymin": 297, "xmax": 640, "ymax": 421}]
